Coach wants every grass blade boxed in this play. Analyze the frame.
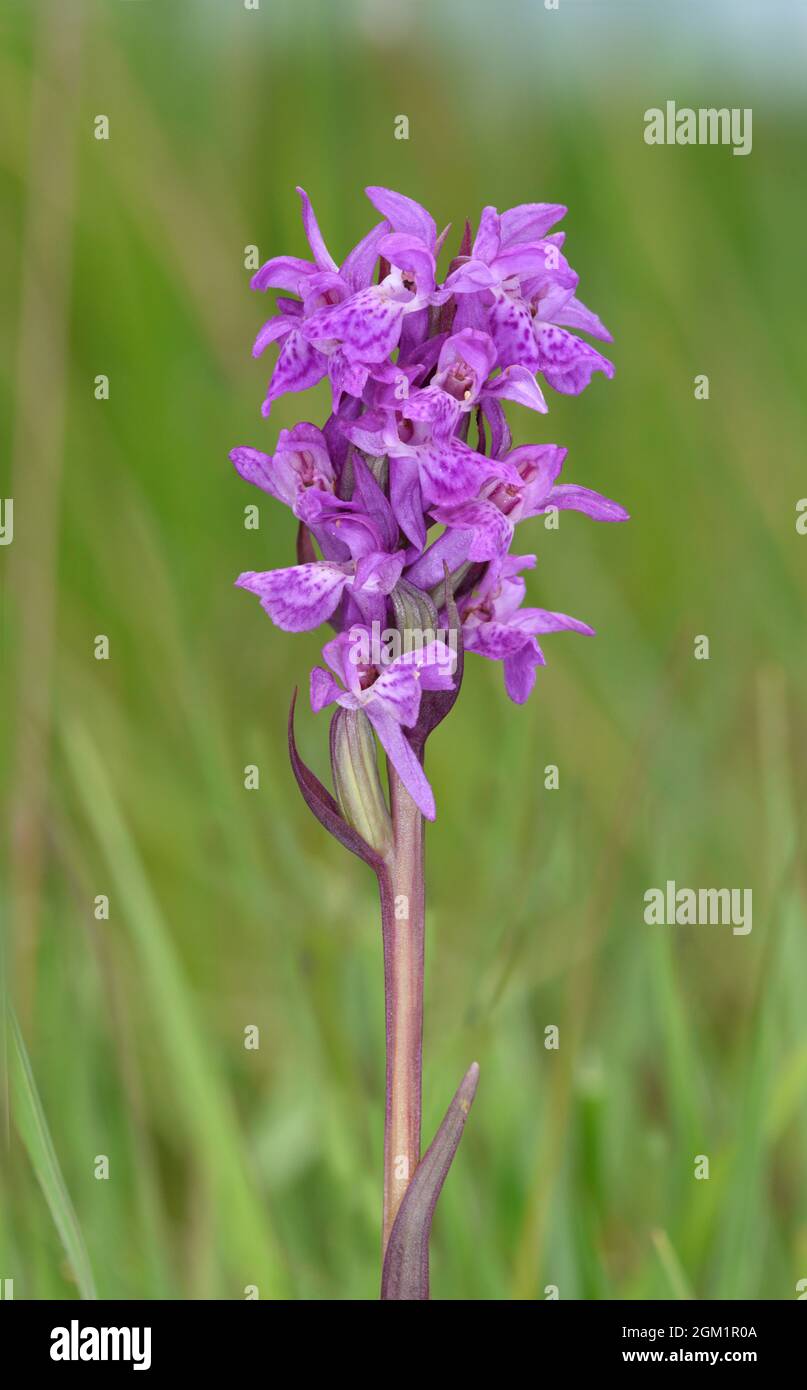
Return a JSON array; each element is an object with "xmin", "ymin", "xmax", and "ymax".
[{"xmin": 10, "ymin": 1010, "xmax": 98, "ymax": 1300}]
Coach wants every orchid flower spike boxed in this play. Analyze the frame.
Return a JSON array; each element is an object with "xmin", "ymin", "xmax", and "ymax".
[{"xmin": 230, "ymin": 185, "xmax": 627, "ymax": 1299}]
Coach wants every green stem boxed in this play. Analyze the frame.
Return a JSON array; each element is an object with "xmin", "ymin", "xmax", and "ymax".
[{"xmin": 379, "ymin": 763, "xmax": 425, "ymax": 1253}]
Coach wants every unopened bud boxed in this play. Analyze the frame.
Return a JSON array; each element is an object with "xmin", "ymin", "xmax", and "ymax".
[
  {"xmin": 330, "ymin": 708, "xmax": 392, "ymax": 855},
  {"xmin": 391, "ymin": 577, "xmax": 439, "ymax": 636}
]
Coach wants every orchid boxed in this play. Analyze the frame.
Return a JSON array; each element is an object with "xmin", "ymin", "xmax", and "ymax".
[
  {"xmin": 446, "ymin": 204, "xmax": 615, "ymax": 395},
  {"xmin": 311, "ymin": 631, "xmax": 455, "ymax": 821},
  {"xmin": 230, "ymin": 185, "xmax": 627, "ymax": 1299}
]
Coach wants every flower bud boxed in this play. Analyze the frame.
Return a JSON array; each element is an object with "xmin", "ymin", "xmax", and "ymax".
[
  {"xmin": 391, "ymin": 577, "xmax": 439, "ymax": 638},
  {"xmin": 330, "ymin": 708, "xmax": 392, "ymax": 855}
]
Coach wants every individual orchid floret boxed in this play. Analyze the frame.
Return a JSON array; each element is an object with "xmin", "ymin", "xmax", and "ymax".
[
  {"xmin": 492, "ymin": 443, "xmax": 629, "ymax": 523},
  {"xmin": 382, "ymin": 328, "xmax": 547, "ymax": 444},
  {"xmin": 236, "ymin": 548, "xmax": 405, "ymax": 633},
  {"xmin": 363, "ymin": 185, "xmax": 455, "ymax": 358},
  {"xmin": 496, "ymin": 234, "xmax": 615, "ymax": 395},
  {"xmin": 339, "ymin": 410, "xmax": 520, "ymax": 550},
  {"xmin": 251, "ymin": 187, "xmax": 391, "ymax": 415},
  {"xmin": 251, "ymin": 297, "xmax": 329, "ymax": 417},
  {"xmin": 310, "ymin": 626, "xmax": 455, "ymax": 820},
  {"xmin": 459, "ymin": 554, "xmax": 595, "ymax": 704},
  {"xmin": 229, "ymin": 423, "xmax": 335, "ymax": 509},
  {"xmin": 406, "ymin": 444, "xmax": 628, "ymax": 580},
  {"xmin": 445, "ymin": 203, "xmax": 567, "ymax": 292},
  {"xmin": 295, "ymin": 452, "xmax": 399, "ymax": 564},
  {"xmin": 301, "ymin": 230, "xmax": 448, "ymax": 370},
  {"xmin": 446, "ymin": 202, "xmax": 614, "ymax": 396}
]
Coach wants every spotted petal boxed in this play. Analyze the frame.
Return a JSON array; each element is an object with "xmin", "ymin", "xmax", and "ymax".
[
  {"xmin": 535, "ymin": 324, "xmax": 614, "ymax": 394},
  {"xmin": 430, "ymin": 499, "xmax": 513, "ymax": 563},
  {"xmin": 303, "ymin": 286, "xmax": 406, "ymax": 364},
  {"xmin": 262, "ymin": 330, "xmax": 328, "ymax": 415},
  {"xmin": 236, "ymin": 562, "xmax": 349, "ymax": 632},
  {"xmin": 415, "ymin": 439, "xmax": 519, "ymax": 509},
  {"xmin": 489, "ymin": 293, "xmax": 541, "ymax": 371}
]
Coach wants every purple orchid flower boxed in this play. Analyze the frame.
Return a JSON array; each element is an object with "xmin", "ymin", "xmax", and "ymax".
[
  {"xmin": 251, "ymin": 187, "xmax": 391, "ymax": 415},
  {"xmin": 445, "ymin": 203, "xmax": 614, "ymax": 396},
  {"xmin": 310, "ymin": 626, "xmax": 455, "ymax": 820},
  {"xmin": 338, "ymin": 409, "xmax": 521, "ymax": 550},
  {"xmin": 421, "ymin": 441, "xmax": 629, "ymax": 566},
  {"xmin": 230, "ymin": 186, "xmax": 626, "ymax": 1300},
  {"xmin": 301, "ymin": 231, "xmax": 448, "ymax": 372},
  {"xmin": 236, "ymin": 546, "xmax": 405, "ymax": 633},
  {"xmin": 230, "ymin": 422, "xmax": 335, "ymax": 507},
  {"xmin": 378, "ymin": 327, "xmax": 548, "ymax": 444},
  {"xmin": 460, "ymin": 554, "xmax": 595, "ymax": 703}
]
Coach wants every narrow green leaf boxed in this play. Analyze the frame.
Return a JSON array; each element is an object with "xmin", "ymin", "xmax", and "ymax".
[
  {"xmin": 60, "ymin": 718, "xmax": 290, "ymax": 1297},
  {"xmin": 10, "ymin": 1011, "xmax": 97, "ymax": 1300}
]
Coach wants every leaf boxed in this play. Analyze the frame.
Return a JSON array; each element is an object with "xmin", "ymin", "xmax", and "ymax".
[
  {"xmin": 381, "ymin": 1062, "xmax": 479, "ymax": 1301},
  {"xmin": 288, "ymin": 688, "xmax": 385, "ymax": 871},
  {"xmin": 9, "ymin": 1010, "xmax": 98, "ymax": 1300}
]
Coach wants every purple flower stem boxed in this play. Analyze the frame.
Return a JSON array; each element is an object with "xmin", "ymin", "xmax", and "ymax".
[{"xmin": 379, "ymin": 760, "xmax": 425, "ymax": 1253}]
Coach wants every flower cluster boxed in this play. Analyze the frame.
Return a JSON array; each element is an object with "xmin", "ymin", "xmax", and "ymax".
[{"xmin": 232, "ymin": 187, "xmax": 627, "ymax": 821}]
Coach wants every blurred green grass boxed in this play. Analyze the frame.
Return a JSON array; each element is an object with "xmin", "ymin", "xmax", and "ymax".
[{"xmin": 1, "ymin": 0, "xmax": 806, "ymax": 1299}]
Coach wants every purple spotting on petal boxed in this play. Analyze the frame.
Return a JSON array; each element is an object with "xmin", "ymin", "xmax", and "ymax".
[
  {"xmin": 262, "ymin": 331, "xmax": 328, "ymax": 415},
  {"xmin": 535, "ymin": 323, "xmax": 615, "ymax": 395},
  {"xmin": 236, "ymin": 563, "xmax": 350, "ymax": 632},
  {"xmin": 303, "ymin": 286, "xmax": 407, "ymax": 364}
]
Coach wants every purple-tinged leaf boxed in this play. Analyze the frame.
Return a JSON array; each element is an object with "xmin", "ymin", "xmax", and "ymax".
[
  {"xmin": 381, "ymin": 1061, "xmax": 480, "ymax": 1301},
  {"xmin": 288, "ymin": 689, "xmax": 385, "ymax": 872}
]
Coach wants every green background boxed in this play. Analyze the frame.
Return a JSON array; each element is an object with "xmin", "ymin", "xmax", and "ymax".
[{"xmin": 1, "ymin": 0, "xmax": 806, "ymax": 1300}]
